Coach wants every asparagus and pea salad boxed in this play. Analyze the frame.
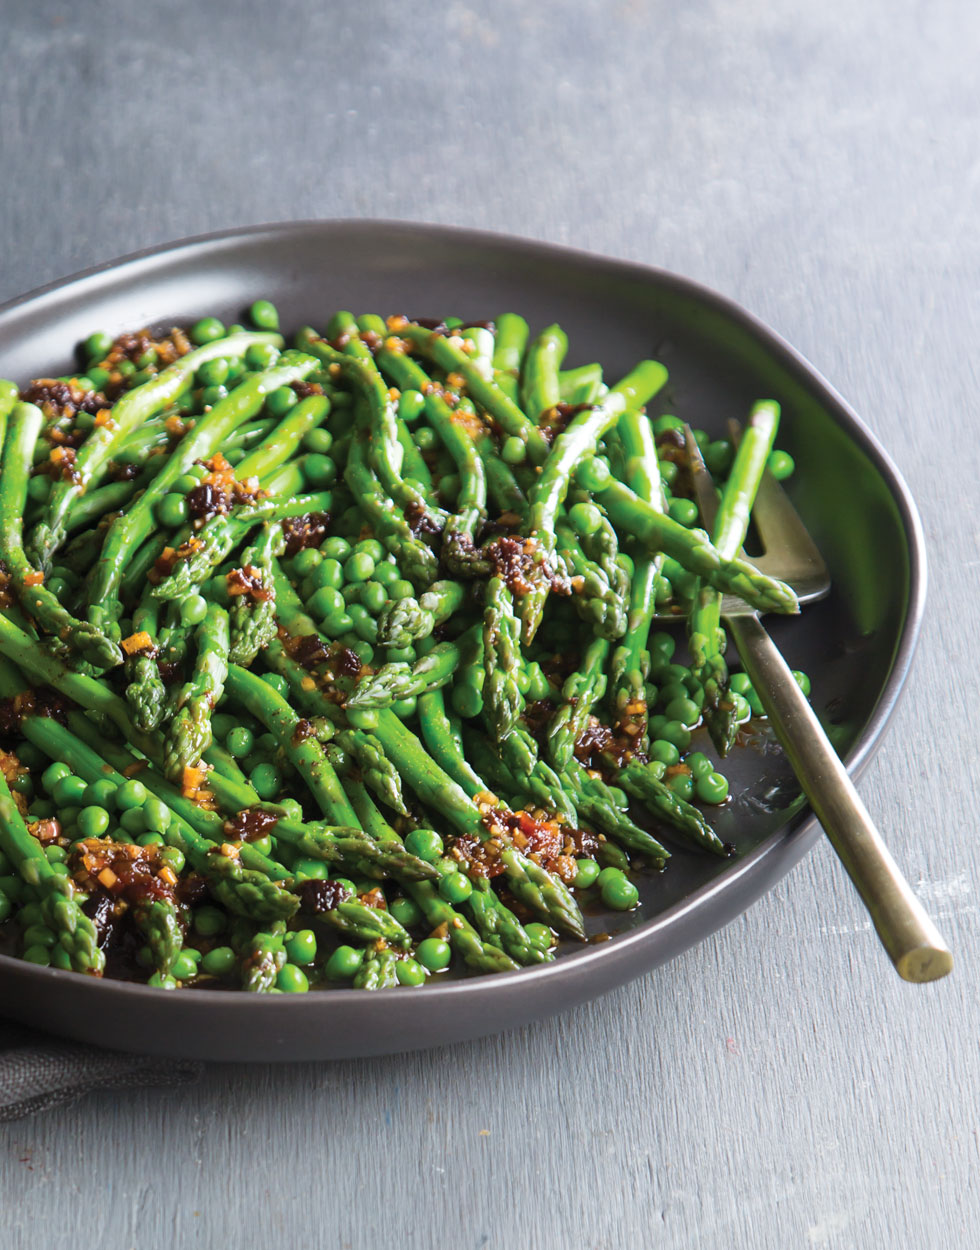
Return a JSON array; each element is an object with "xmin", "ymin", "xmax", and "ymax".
[{"xmin": 0, "ymin": 302, "xmax": 804, "ymax": 992}]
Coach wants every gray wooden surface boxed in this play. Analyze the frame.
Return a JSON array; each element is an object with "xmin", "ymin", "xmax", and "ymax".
[{"xmin": 1, "ymin": 1, "xmax": 977, "ymax": 1246}]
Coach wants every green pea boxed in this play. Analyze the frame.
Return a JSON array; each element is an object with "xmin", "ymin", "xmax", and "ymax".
[
  {"xmin": 115, "ymin": 779, "xmax": 148, "ymax": 810},
  {"xmin": 659, "ymin": 719, "xmax": 692, "ymax": 751},
  {"xmin": 793, "ymin": 670, "xmax": 811, "ymax": 697},
  {"xmin": 575, "ymin": 456, "xmax": 611, "ymax": 491},
  {"xmin": 745, "ymin": 688, "xmax": 766, "ymax": 717},
  {"xmin": 200, "ymin": 945, "xmax": 237, "ymax": 977},
  {"xmin": 179, "ymin": 593, "xmax": 208, "ymax": 626},
  {"xmin": 190, "ymin": 316, "xmax": 226, "ymax": 345},
  {"xmin": 265, "ymin": 384, "xmax": 298, "ymax": 418},
  {"xmin": 705, "ymin": 439, "xmax": 733, "ymax": 476},
  {"xmin": 393, "ymin": 388, "xmax": 424, "ymax": 424},
  {"xmin": 768, "ymin": 449, "xmax": 795, "ymax": 481},
  {"xmin": 22, "ymin": 944, "xmax": 52, "ymax": 966},
  {"xmin": 291, "ymin": 548, "xmax": 322, "ymax": 578},
  {"xmin": 664, "ymin": 696, "xmax": 701, "ymax": 728},
  {"xmin": 137, "ymin": 832, "xmax": 165, "ymax": 848},
  {"xmin": 325, "ymin": 945, "xmax": 363, "ymax": 981},
  {"xmin": 390, "ymin": 897, "xmax": 423, "ymax": 928},
  {"xmin": 343, "ymin": 550, "xmax": 375, "ymax": 583},
  {"xmin": 52, "ymin": 774, "xmax": 87, "ymax": 806},
  {"xmin": 569, "ymin": 502, "xmax": 603, "ymax": 536},
  {"xmin": 309, "ymin": 585, "xmax": 345, "ymax": 620},
  {"xmin": 243, "ymin": 342, "xmax": 278, "ymax": 371},
  {"xmin": 451, "ymin": 681, "xmax": 484, "ymax": 719},
  {"xmin": 685, "ymin": 752, "xmax": 714, "ymax": 780},
  {"xmin": 659, "ymin": 681, "xmax": 689, "ymax": 709},
  {"xmin": 116, "ymin": 359, "xmax": 136, "ymax": 378},
  {"xmin": 388, "ymin": 578, "xmax": 415, "ymax": 602},
  {"xmin": 170, "ymin": 474, "xmax": 198, "ymax": 497},
  {"xmin": 261, "ymin": 673, "xmax": 289, "ymax": 698},
  {"xmin": 196, "ymin": 357, "xmax": 230, "ymax": 387},
  {"xmin": 120, "ymin": 807, "xmax": 148, "ymax": 835},
  {"xmin": 597, "ymin": 867, "xmax": 640, "ymax": 911},
  {"xmin": 356, "ymin": 537, "xmax": 386, "ymax": 562},
  {"xmin": 223, "ymin": 726, "xmax": 253, "ymax": 759},
  {"xmin": 147, "ymin": 972, "xmax": 178, "ymax": 989},
  {"xmin": 281, "ymin": 929, "xmax": 316, "ymax": 966},
  {"xmin": 321, "ymin": 536, "xmax": 351, "ymax": 561},
  {"xmin": 172, "ymin": 950, "xmax": 200, "ymax": 982},
  {"xmin": 395, "ymin": 957, "xmax": 426, "ymax": 987},
  {"xmin": 668, "ymin": 771, "xmax": 695, "ymax": 801},
  {"xmin": 414, "ymin": 937, "xmax": 450, "ymax": 972},
  {"xmin": 729, "ymin": 672, "xmax": 753, "ymax": 696},
  {"xmin": 405, "ymin": 828, "xmax": 443, "ymax": 862},
  {"xmin": 390, "ymin": 695, "xmax": 417, "ymax": 719},
  {"xmin": 303, "ymin": 453, "xmax": 336, "ymax": 488},
  {"xmin": 249, "ymin": 299, "xmax": 280, "ymax": 330},
  {"xmin": 371, "ymin": 561, "xmax": 399, "ymax": 588},
  {"xmin": 653, "ymin": 575, "xmax": 673, "ymax": 605},
  {"xmin": 249, "ymin": 763, "xmax": 281, "ymax": 800},
  {"xmin": 27, "ymin": 475, "xmax": 51, "ymax": 504},
  {"xmin": 41, "ymin": 762, "xmax": 71, "ymax": 793},
  {"xmin": 303, "ymin": 427, "xmax": 333, "ymax": 455},
  {"xmin": 81, "ymin": 784, "xmax": 114, "ymax": 819},
  {"xmin": 668, "ymin": 497, "xmax": 699, "ymax": 527},
  {"xmin": 660, "ymin": 461, "xmax": 678, "ymax": 489},
  {"xmin": 276, "ymin": 964, "xmax": 309, "ymax": 993},
  {"xmin": 194, "ymin": 905, "xmax": 227, "ymax": 937},
  {"xmin": 653, "ymin": 414, "xmax": 684, "ymax": 436},
  {"xmin": 696, "ymin": 771, "xmax": 730, "ymax": 804},
  {"xmin": 355, "ymin": 580, "xmax": 386, "ymax": 616},
  {"xmin": 323, "ymin": 611, "xmax": 354, "ymax": 639},
  {"xmin": 200, "ymin": 383, "xmax": 228, "ymax": 408},
  {"xmin": 83, "ymin": 330, "xmax": 114, "ymax": 362},
  {"xmin": 414, "ymin": 426, "xmax": 437, "ymax": 451},
  {"xmin": 347, "ymin": 602, "xmax": 376, "ymax": 636},
  {"xmin": 15, "ymin": 743, "xmax": 45, "ymax": 770},
  {"xmin": 733, "ymin": 693, "xmax": 752, "ymax": 722},
  {"xmin": 139, "ymin": 795, "xmax": 169, "ymax": 835},
  {"xmin": 438, "ymin": 871, "xmax": 472, "ymax": 904},
  {"xmin": 293, "ymin": 858, "xmax": 329, "ymax": 881},
  {"xmin": 211, "ymin": 712, "xmax": 237, "ymax": 740},
  {"xmin": 571, "ymin": 858, "xmax": 600, "ymax": 889},
  {"xmin": 160, "ymin": 846, "xmax": 185, "ymax": 873},
  {"xmin": 492, "ymin": 434, "xmax": 524, "ymax": 467},
  {"xmin": 86, "ymin": 366, "xmax": 111, "ymax": 389}
]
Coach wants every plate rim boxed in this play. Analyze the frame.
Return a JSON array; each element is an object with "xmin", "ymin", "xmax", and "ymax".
[{"xmin": 0, "ymin": 219, "xmax": 928, "ymax": 1042}]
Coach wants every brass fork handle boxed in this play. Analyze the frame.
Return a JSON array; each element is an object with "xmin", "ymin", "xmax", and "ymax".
[{"xmin": 728, "ymin": 612, "xmax": 953, "ymax": 983}]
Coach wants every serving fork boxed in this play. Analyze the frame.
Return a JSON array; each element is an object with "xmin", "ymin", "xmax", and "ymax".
[{"xmin": 680, "ymin": 423, "xmax": 952, "ymax": 983}]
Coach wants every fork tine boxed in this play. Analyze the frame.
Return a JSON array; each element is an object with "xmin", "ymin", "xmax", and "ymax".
[
  {"xmin": 727, "ymin": 418, "xmax": 829, "ymax": 583},
  {"xmin": 683, "ymin": 424, "xmax": 721, "ymax": 532}
]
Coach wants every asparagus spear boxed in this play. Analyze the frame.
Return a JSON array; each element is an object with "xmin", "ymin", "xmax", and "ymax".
[
  {"xmin": 86, "ymin": 353, "xmax": 318, "ymax": 640},
  {"xmin": 29, "ymin": 331, "xmax": 283, "ymax": 567},
  {"xmin": 0, "ymin": 769, "xmax": 103, "ymax": 974},
  {"xmin": 163, "ymin": 603, "xmax": 230, "ymax": 780},
  {"xmin": 520, "ymin": 359, "xmax": 669, "ymax": 641},
  {"xmin": 375, "ymin": 580, "xmax": 466, "ymax": 649},
  {"xmin": 345, "ymin": 635, "xmax": 462, "ymax": 709},
  {"xmin": 594, "ymin": 477, "xmax": 798, "ymax": 615},
  {"xmin": 490, "ymin": 313, "xmax": 529, "ymax": 403},
  {"xmin": 0, "ymin": 402, "xmax": 122, "ymax": 669},
  {"xmin": 616, "ymin": 759, "xmax": 727, "ymax": 856},
  {"xmin": 688, "ymin": 402, "xmax": 780, "ymax": 754},
  {"xmin": 482, "ymin": 576, "xmax": 524, "ymax": 742}
]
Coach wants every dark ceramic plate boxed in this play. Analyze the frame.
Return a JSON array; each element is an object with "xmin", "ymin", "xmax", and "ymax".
[{"xmin": 0, "ymin": 222, "xmax": 925, "ymax": 1061}]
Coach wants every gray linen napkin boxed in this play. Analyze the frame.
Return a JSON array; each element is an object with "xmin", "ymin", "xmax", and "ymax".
[{"xmin": 0, "ymin": 1021, "xmax": 201, "ymax": 1121}]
